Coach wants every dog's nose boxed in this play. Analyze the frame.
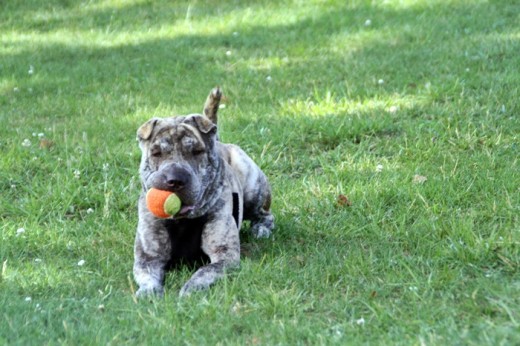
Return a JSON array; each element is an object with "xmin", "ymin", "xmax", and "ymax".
[
  {"xmin": 164, "ymin": 171, "xmax": 188, "ymax": 191},
  {"xmin": 166, "ymin": 178, "xmax": 185, "ymax": 190}
]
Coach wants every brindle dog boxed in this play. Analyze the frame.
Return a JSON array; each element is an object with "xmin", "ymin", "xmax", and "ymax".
[{"xmin": 133, "ymin": 88, "xmax": 274, "ymax": 297}]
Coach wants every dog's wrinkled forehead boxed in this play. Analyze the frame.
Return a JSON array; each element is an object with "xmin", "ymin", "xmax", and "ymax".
[{"xmin": 137, "ymin": 114, "xmax": 216, "ymax": 145}]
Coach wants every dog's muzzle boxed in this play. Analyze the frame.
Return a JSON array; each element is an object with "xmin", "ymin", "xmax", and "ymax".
[{"xmin": 149, "ymin": 163, "xmax": 201, "ymax": 214}]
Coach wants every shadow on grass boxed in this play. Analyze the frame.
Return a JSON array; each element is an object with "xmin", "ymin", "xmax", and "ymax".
[
  {"xmin": 2, "ymin": 0, "xmax": 514, "ymax": 159},
  {"xmin": 3, "ymin": 0, "xmax": 514, "ymax": 112}
]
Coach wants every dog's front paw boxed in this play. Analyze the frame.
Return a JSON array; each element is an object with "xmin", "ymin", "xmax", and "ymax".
[
  {"xmin": 179, "ymin": 279, "xmax": 207, "ymax": 297},
  {"xmin": 179, "ymin": 262, "xmax": 227, "ymax": 297},
  {"xmin": 136, "ymin": 285, "xmax": 164, "ymax": 298},
  {"xmin": 179, "ymin": 284, "xmax": 193, "ymax": 297}
]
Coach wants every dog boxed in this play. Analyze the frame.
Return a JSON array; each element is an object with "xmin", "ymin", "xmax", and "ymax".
[{"xmin": 133, "ymin": 87, "xmax": 274, "ymax": 297}]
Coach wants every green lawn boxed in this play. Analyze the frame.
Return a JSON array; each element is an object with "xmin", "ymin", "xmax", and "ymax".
[{"xmin": 1, "ymin": 0, "xmax": 519, "ymax": 344}]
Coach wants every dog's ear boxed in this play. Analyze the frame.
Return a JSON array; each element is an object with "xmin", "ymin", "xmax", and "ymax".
[
  {"xmin": 192, "ymin": 114, "xmax": 217, "ymax": 135},
  {"xmin": 137, "ymin": 118, "xmax": 160, "ymax": 141}
]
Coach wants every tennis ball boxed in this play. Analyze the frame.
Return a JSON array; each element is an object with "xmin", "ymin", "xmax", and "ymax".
[{"xmin": 146, "ymin": 188, "xmax": 181, "ymax": 218}]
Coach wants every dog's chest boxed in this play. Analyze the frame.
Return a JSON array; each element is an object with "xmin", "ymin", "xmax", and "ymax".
[
  {"xmin": 164, "ymin": 216, "xmax": 209, "ymax": 269},
  {"xmin": 162, "ymin": 193, "xmax": 241, "ymax": 269}
]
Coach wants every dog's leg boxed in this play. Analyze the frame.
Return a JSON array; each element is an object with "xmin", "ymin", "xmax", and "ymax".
[
  {"xmin": 133, "ymin": 211, "xmax": 171, "ymax": 297},
  {"xmin": 203, "ymin": 87, "xmax": 222, "ymax": 125},
  {"xmin": 133, "ymin": 258, "xmax": 166, "ymax": 297},
  {"xmin": 179, "ymin": 216, "xmax": 240, "ymax": 297},
  {"xmin": 222, "ymin": 144, "xmax": 274, "ymax": 238},
  {"xmin": 246, "ymin": 179, "xmax": 275, "ymax": 238},
  {"xmin": 133, "ymin": 236, "xmax": 169, "ymax": 297}
]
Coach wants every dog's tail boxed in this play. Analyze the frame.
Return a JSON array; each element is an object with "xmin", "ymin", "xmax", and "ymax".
[{"xmin": 203, "ymin": 87, "xmax": 222, "ymax": 126}]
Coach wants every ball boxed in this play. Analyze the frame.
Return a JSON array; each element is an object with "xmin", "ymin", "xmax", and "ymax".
[{"xmin": 146, "ymin": 188, "xmax": 182, "ymax": 218}]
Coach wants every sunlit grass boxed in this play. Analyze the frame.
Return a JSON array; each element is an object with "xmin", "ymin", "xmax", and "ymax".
[{"xmin": 279, "ymin": 92, "xmax": 427, "ymax": 117}]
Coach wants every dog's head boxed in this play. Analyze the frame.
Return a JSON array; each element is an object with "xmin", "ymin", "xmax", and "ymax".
[{"xmin": 137, "ymin": 114, "xmax": 219, "ymax": 218}]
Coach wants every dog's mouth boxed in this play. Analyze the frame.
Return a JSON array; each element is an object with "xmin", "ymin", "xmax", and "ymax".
[{"xmin": 174, "ymin": 205, "xmax": 196, "ymax": 218}]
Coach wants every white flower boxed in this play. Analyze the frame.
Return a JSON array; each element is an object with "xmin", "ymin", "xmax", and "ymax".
[
  {"xmin": 231, "ymin": 301, "xmax": 243, "ymax": 314},
  {"xmin": 86, "ymin": 208, "xmax": 94, "ymax": 214},
  {"xmin": 77, "ymin": 260, "xmax": 86, "ymax": 266},
  {"xmin": 218, "ymin": 104, "xmax": 226, "ymax": 109},
  {"xmin": 413, "ymin": 174, "xmax": 427, "ymax": 184},
  {"xmin": 331, "ymin": 325, "xmax": 343, "ymax": 337},
  {"xmin": 22, "ymin": 139, "xmax": 31, "ymax": 147},
  {"xmin": 225, "ymin": 50, "xmax": 232, "ymax": 56},
  {"xmin": 102, "ymin": 163, "xmax": 110, "ymax": 171},
  {"xmin": 34, "ymin": 258, "xmax": 42, "ymax": 263},
  {"xmin": 28, "ymin": 65, "xmax": 34, "ymax": 75},
  {"xmin": 38, "ymin": 133, "xmax": 45, "ymax": 138},
  {"xmin": 73, "ymin": 169, "xmax": 81, "ymax": 179},
  {"xmin": 376, "ymin": 164, "xmax": 384, "ymax": 172},
  {"xmin": 356, "ymin": 317, "xmax": 365, "ymax": 325},
  {"xmin": 377, "ymin": 79, "xmax": 384, "ymax": 85},
  {"xmin": 388, "ymin": 105, "xmax": 398, "ymax": 113},
  {"xmin": 25, "ymin": 297, "xmax": 32, "ymax": 302},
  {"xmin": 364, "ymin": 19, "xmax": 372, "ymax": 26},
  {"xmin": 266, "ymin": 76, "xmax": 272, "ymax": 82},
  {"xmin": 16, "ymin": 228, "xmax": 26, "ymax": 236}
]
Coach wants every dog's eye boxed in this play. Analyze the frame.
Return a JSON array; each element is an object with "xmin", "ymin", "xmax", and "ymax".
[
  {"xmin": 181, "ymin": 135, "xmax": 205, "ymax": 155},
  {"xmin": 151, "ymin": 147, "xmax": 162, "ymax": 157}
]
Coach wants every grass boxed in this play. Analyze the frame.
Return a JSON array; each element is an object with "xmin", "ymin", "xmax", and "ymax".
[{"xmin": 1, "ymin": 0, "xmax": 519, "ymax": 344}]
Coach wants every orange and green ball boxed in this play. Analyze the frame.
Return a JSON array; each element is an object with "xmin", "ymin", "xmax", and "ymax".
[{"xmin": 146, "ymin": 188, "xmax": 182, "ymax": 218}]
